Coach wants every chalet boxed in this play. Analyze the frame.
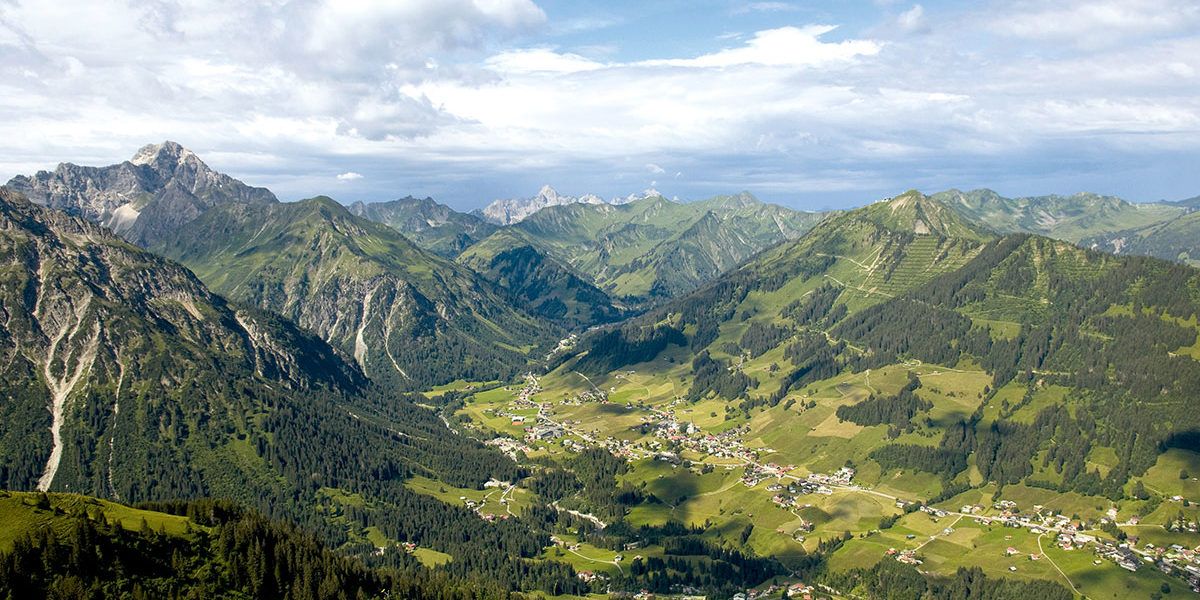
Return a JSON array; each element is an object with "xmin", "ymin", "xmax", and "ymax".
[{"xmin": 1117, "ymin": 548, "xmax": 1142, "ymax": 571}]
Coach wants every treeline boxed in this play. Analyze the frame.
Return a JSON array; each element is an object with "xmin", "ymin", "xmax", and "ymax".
[
  {"xmin": 830, "ymin": 298, "xmax": 973, "ymax": 369},
  {"xmin": 569, "ymin": 325, "xmax": 686, "ymax": 375},
  {"xmin": 527, "ymin": 449, "xmax": 643, "ymax": 521},
  {"xmin": 0, "ymin": 496, "xmax": 509, "ymax": 600},
  {"xmin": 611, "ymin": 535, "xmax": 788, "ymax": 596},
  {"xmin": 739, "ymin": 321, "xmax": 793, "ymax": 358},
  {"xmin": 782, "ymin": 282, "xmax": 844, "ymax": 327},
  {"xmin": 836, "ymin": 373, "xmax": 929, "ymax": 431},
  {"xmin": 688, "ymin": 351, "xmax": 756, "ymax": 403}
]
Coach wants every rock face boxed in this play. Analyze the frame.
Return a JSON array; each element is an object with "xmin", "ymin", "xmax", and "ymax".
[
  {"xmin": 479, "ymin": 185, "xmax": 607, "ymax": 225},
  {"xmin": 0, "ymin": 188, "xmax": 361, "ymax": 498},
  {"xmin": 5, "ymin": 141, "xmax": 276, "ymax": 246}
]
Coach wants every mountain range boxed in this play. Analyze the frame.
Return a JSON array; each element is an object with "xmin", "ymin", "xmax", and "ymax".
[
  {"xmin": 4, "ymin": 144, "xmax": 558, "ymax": 391},
  {"xmin": 4, "ymin": 142, "xmax": 1200, "ymax": 599}
]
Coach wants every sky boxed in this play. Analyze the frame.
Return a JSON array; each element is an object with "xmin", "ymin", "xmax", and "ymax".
[{"xmin": 0, "ymin": 0, "xmax": 1198, "ymax": 211}]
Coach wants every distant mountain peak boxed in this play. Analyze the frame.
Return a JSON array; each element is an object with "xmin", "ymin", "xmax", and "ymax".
[
  {"xmin": 613, "ymin": 188, "xmax": 664, "ymax": 205},
  {"xmin": 480, "ymin": 185, "xmax": 607, "ymax": 225}
]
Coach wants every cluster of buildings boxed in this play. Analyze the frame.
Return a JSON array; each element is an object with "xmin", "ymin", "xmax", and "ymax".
[
  {"xmin": 730, "ymin": 582, "xmax": 827, "ymax": 600},
  {"xmin": 485, "ymin": 436, "xmax": 532, "ymax": 460},
  {"xmin": 886, "ymin": 547, "xmax": 922, "ymax": 565}
]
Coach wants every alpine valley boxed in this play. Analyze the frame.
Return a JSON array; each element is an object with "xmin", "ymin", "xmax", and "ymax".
[{"xmin": 3, "ymin": 143, "xmax": 1200, "ymax": 600}]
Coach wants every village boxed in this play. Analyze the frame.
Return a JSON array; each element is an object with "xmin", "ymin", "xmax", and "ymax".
[{"xmin": 465, "ymin": 373, "xmax": 1200, "ymax": 597}]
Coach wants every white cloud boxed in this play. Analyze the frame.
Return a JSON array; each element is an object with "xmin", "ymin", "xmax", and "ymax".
[
  {"xmin": 0, "ymin": 0, "xmax": 1198, "ymax": 205},
  {"xmin": 991, "ymin": 0, "xmax": 1200, "ymax": 47},
  {"xmin": 337, "ymin": 172, "xmax": 364, "ymax": 181},
  {"xmin": 641, "ymin": 26, "xmax": 880, "ymax": 68},
  {"xmin": 897, "ymin": 5, "xmax": 929, "ymax": 34},
  {"xmin": 485, "ymin": 49, "xmax": 605, "ymax": 73}
]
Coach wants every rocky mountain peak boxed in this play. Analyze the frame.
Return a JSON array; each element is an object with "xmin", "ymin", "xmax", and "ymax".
[
  {"xmin": 129, "ymin": 141, "xmax": 193, "ymax": 167},
  {"xmin": 480, "ymin": 185, "xmax": 606, "ymax": 225},
  {"xmin": 4, "ymin": 142, "xmax": 276, "ymax": 247}
]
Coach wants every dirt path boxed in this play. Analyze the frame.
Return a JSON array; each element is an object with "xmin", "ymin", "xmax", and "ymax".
[
  {"xmin": 1038, "ymin": 532, "xmax": 1082, "ymax": 596},
  {"xmin": 915, "ymin": 515, "xmax": 963, "ymax": 551}
]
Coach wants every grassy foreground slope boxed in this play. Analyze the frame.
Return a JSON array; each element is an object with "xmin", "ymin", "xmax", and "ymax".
[{"xmin": 0, "ymin": 492, "xmax": 508, "ymax": 600}]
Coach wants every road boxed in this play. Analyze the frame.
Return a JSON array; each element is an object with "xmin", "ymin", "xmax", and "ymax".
[{"xmin": 1038, "ymin": 532, "xmax": 1083, "ymax": 596}]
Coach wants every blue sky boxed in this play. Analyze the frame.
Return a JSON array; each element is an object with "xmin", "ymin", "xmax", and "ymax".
[{"xmin": 1, "ymin": 0, "xmax": 1197, "ymax": 210}]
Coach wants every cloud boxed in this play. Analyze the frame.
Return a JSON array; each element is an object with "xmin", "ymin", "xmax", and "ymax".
[
  {"xmin": 0, "ymin": 0, "xmax": 545, "ymax": 150},
  {"xmin": 337, "ymin": 171, "xmax": 364, "ymax": 181},
  {"xmin": 991, "ymin": 0, "xmax": 1200, "ymax": 47},
  {"xmin": 0, "ymin": 0, "xmax": 1198, "ymax": 207},
  {"xmin": 641, "ymin": 26, "xmax": 880, "ymax": 68},
  {"xmin": 896, "ymin": 5, "xmax": 929, "ymax": 34},
  {"xmin": 485, "ymin": 49, "xmax": 605, "ymax": 73}
]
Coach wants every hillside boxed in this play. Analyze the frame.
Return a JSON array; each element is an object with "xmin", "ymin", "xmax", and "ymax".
[
  {"xmin": 152, "ymin": 196, "xmax": 553, "ymax": 390},
  {"xmin": 933, "ymin": 187, "xmax": 1185, "ymax": 243},
  {"xmin": 0, "ymin": 492, "xmax": 509, "ymax": 599},
  {"xmin": 494, "ymin": 192, "xmax": 828, "ymax": 301},
  {"xmin": 4, "ymin": 141, "xmax": 277, "ymax": 247},
  {"xmin": 0, "ymin": 188, "xmax": 365, "ymax": 498},
  {"xmin": 348, "ymin": 195, "xmax": 498, "ymax": 258},
  {"xmin": 456, "ymin": 230, "xmax": 627, "ymax": 329},
  {"xmin": 458, "ymin": 190, "xmax": 1200, "ymax": 598},
  {"xmin": 1083, "ymin": 209, "xmax": 1200, "ymax": 268}
]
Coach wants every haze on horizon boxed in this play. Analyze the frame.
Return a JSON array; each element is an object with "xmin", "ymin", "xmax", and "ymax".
[{"xmin": 0, "ymin": 0, "xmax": 1197, "ymax": 211}]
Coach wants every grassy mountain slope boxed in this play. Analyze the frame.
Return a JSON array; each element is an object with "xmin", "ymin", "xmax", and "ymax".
[
  {"xmin": 494, "ymin": 192, "xmax": 828, "ymax": 301},
  {"xmin": 1083, "ymin": 208, "xmax": 1200, "ymax": 268},
  {"xmin": 565, "ymin": 190, "xmax": 991, "ymax": 375},
  {"xmin": 153, "ymin": 196, "xmax": 552, "ymax": 390},
  {"xmin": 348, "ymin": 195, "xmax": 498, "ymax": 258},
  {"xmin": 0, "ymin": 492, "xmax": 510, "ymax": 600},
  {"xmin": 933, "ymin": 188, "xmax": 1185, "ymax": 243},
  {"xmin": 456, "ymin": 229, "xmax": 626, "ymax": 329}
]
